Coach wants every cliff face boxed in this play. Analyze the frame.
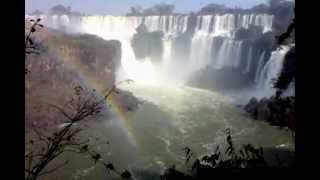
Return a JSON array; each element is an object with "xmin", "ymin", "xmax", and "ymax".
[{"xmin": 25, "ymin": 28, "xmax": 122, "ymax": 128}]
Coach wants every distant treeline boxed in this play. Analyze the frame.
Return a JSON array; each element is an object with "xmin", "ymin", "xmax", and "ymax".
[
  {"xmin": 126, "ymin": 0, "xmax": 294, "ymax": 16},
  {"xmin": 30, "ymin": 0, "xmax": 294, "ymax": 17},
  {"xmin": 30, "ymin": 4, "xmax": 83, "ymax": 16}
]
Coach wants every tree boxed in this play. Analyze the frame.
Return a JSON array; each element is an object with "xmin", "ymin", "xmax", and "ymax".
[
  {"xmin": 274, "ymin": 18, "xmax": 295, "ymax": 99},
  {"xmin": 197, "ymin": 3, "xmax": 227, "ymax": 14},
  {"xmin": 49, "ymin": 5, "xmax": 72, "ymax": 15},
  {"xmin": 126, "ymin": 5, "xmax": 143, "ymax": 16},
  {"xmin": 25, "ymin": 18, "xmax": 134, "ymax": 180},
  {"xmin": 269, "ymin": 0, "xmax": 285, "ymax": 8},
  {"xmin": 25, "ymin": 18, "xmax": 44, "ymax": 74},
  {"xmin": 30, "ymin": 10, "xmax": 44, "ymax": 15},
  {"xmin": 143, "ymin": 3, "xmax": 175, "ymax": 15},
  {"xmin": 25, "ymin": 82, "xmax": 133, "ymax": 180},
  {"xmin": 160, "ymin": 129, "xmax": 270, "ymax": 180},
  {"xmin": 153, "ymin": 3, "xmax": 175, "ymax": 15}
]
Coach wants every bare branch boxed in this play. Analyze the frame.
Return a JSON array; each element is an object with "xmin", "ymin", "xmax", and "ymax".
[
  {"xmin": 46, "ymin": 103, "xmax": 74, "ymax": 121},
  {"xmin": 38, "ymin": 160, "xmax": 69, "ymax": 177}
]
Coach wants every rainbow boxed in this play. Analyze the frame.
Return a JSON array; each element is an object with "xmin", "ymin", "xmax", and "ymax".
[
  {"xmin": 106, "ymin": 93, "xmax": 139, "ymax": 148},
  {"xmin": 56, "ymin": 45, "xmax": 139, "ymax": 148}
]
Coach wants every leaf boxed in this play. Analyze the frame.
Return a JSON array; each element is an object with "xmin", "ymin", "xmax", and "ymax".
[
  {"xmin": 104, "ymin": 163, "xmax": 114, "ymax": 171},
  {"xmin": 38, "ymin": 24, "xmax": 44, "ymax": 28},
  {"xmin": 28, "ymin": 38, "xmax": 34, "ymax": 45},
  {"xmin": 183, "ymin": 147, "xmax": 191, "ymax": 157},
  {"xmin": 259, "ymin": 147, "xmax": 263, "ymax": 155},
  {"xmin": 37, "ymin": 18, "xmax": 41, "ymax": 22},
  {"xmin": 214, "ymin": 145, "xmax": 220, "ymax": 154},
  {"xmin": 225, "ymin": 146, "xmax": 231, "ymax": 154},
  {"xmin": 191, "ymin": 159, "xmax": 200, "ymax": 172},
  {"xmin": 30, "ymin": 19, "xmax": 35, "ymax": 22},
  {"xmin": 80, "ymin": 145, "xmax": 88, "ymax": 153},
  {"xmin": 121, "ymin": 170, "xmax": 132, "ymax": 179},
  {"xmin": 91, "ymin": 153, "xmax": 101, "ymax": 164},
  {"xmin": 239, "ymin": 150, "xmax": 245, "ymax": 157},
  {"xmin": 202, "ymin": 155, "xmax": 209, "ymax": 162},
  {"xmin": 186, "ymin": 155, "xmax": 191, "ymax": 164},
  {"xmin": 31, "ymin": 27, "xmax": 36, "ymax": 32}
]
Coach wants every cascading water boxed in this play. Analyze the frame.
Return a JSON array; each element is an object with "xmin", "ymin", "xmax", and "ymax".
[
  {"xmin": 255, "ymin": 45, "xmax": 292, "ymax": 98},
  {"xmin": 212, "ymin": 39, "xmax": 243, "ymax": 69},
  {"xmin": 255, "ymin": 51, "xmax": 266, "ymax": 83},
  {"xmin": 244, "ymin": 46, "xmax": 253, "ymax": 73},
  {"xmin": 188, "ymin": 16, "xmax": 214, "ymax": 74},
  {"xmin": 26, "ymin": 13, "xmax": 275, "ymax": 92},
  {"xmin": 25, "ymin": 13, "xmax": 295, "ymax": 178},
  {"xmin": 188, "ymin": 14, "xmax": 272, "ymax": 74}
]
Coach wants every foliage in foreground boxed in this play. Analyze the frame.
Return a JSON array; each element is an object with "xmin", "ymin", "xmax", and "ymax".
[
  {"xmin": 25, "ymin": 18, "xmax": 133, "ymax": 180},
  {"xmin": 25, "ymin": 84, "xmax": 133, "ymax": 180},
  {"xmin": 25, "ymin": 18, "xmax": 293, "ymax": 180},
  {"xmin": 161, "ymin": 128, "xmax": 269, "ymax": 180}
]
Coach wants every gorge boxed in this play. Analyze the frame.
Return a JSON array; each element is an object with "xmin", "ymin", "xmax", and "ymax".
[
  {"xmin": 26, "ymin": 10, "xmax": 293, "ymax": 100},
  {"xmin": 25, "ymin": 1, "xmax": 295, "ymax": 179}
]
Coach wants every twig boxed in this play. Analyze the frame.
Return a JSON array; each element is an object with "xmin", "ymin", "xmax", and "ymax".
[{"xmin": 38, "ymin": 160, "xmax": 69, "ymax": 177}]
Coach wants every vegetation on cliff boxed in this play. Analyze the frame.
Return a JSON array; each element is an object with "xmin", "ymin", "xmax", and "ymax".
[
  {"xmin": 244, "ymin": 17, "xmax": 295, "ymax": 131},
  {"xmin": 131, "ymin": 24, "xmax": 164, "ymax": 64},
  {"xmin": 25, "ymin": 18, "xmax": 137, "ymax": 180}
]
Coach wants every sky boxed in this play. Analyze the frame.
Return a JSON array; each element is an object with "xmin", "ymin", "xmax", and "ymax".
[{"xmin": 26, "ymin": 0, "xmax": 275, "ymax": 15}]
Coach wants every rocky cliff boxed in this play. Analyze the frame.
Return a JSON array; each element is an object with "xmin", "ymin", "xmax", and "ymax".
[{"xmin": 25, "ymin": 27, "xmax": 139, "ymax": 128}]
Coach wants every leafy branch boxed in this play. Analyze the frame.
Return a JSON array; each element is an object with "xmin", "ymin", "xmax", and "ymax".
[{"xmin": 161, "ymin": 128, "xmax": 268, "ymax": 180}]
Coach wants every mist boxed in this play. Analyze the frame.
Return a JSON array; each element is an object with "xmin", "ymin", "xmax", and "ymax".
[{"xmin": 25, "ymin": 1, "xmax": 295, "ymax": 179}]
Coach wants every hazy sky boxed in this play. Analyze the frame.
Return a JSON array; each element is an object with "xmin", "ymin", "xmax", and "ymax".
[{"xmin": 26, "ymin": 0, "xmax": 272, "ymax": 15}]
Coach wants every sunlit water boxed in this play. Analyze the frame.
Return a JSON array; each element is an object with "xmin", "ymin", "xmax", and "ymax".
[
  {"xmin": 25, "ymin": 14, "xmax": 293, "ymax": 180},
  {"xmin": 31, "ymin": 83, "xmax": 294, "ymax": 180}
]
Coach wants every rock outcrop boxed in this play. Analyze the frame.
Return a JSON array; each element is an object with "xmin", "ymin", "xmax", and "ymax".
[
  {"xmin": 131, "ymin": 24, "xmax": 164, "ymax": 65},
  {"xmin": 244, "ymin": 96, "xmax": 295, "ymax": 130},
  {"xmin": 25, "ymin": 27, "xmax": 139, "ymax": 128}
]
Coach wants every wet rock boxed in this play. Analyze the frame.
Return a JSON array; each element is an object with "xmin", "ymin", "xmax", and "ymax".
[
  {"xmin": 244, "ymin": 96, "xmax": 295, "ymax": 130},
  {"xmin": 25, "ymin": 28, "xmax": 127, "ymax": 128},
  {"xmin": 257, "ymin": 103, "xmax": 271, "ymax": 121},
  {"xmin": 244, "ymin": 97, "xmax": 258, "ymax": 114},
  {"xmin": 115, "ymin": 89, "xmax": 143, "ymax": 112}
]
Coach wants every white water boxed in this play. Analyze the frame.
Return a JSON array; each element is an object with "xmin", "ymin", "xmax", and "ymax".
[
  {"xmin": 188, "ymin": 14, "xmax": 272, "ymax": 74},
  {"xmin": 29, "ymin": 83, "xmax": 294, "ymax": 179},
  {"xmin": 255, "ymin": 51, "xmax": 266, "ymax": 83},
  {"xmin": 25, "ymin": 13, "xmax": 292, "ymax": 100},
  {"xmin": 255, "ymin": 45, "xmax": 292, "ymax": 98},
  {"xmin": 244, "ymin": 46, "xmax": 253, "ymax": 73},
  {"xmin": 26, "ymin": 14, "xmax": 273, "ymax": 85},
  {"xmin": 25, "ymin": 13, "xmax": 296, "ymax": 101},
  {"xmin": 26, "ymin": 14, "xmax": 294, "ymax": 99},
  {"xmin": 25, "ymin": 14, "xmax": 295, "ymax": 179}
]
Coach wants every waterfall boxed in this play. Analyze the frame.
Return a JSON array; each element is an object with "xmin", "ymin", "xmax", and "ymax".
[
  {"xmin": 212, "ymin": 39, "xmax": 243, "ymax": 69},
  {"xmin": 255, "ymin": 46, "xmax": 291, "ymax": 98},
  {"xmin": 282, "ymin": 79, "xmax": 295, "ymax": 97},
  {"xmin": 143, "ymin": 16, "xmax": 188, "ymax": 36},
  {"xmin": 254, "ymin": 51, "xmax": 266, "ymax": 83},
  {"xmin": 189, "ymin": 16, "xmax": 214, "ymax": 74},
  {"xmin": 188, "ymin": 13, "xmax": 273, "ymax": 74},
  {"xmin": 244, "ymin": 46, "xmax": 253, "ymax": 73},
  {"xmin": 26, "ymin": 13, "xmax": 275, "ymax": 87},
  {"xmin": 239, "ymin": 14, "xmax": 273, "ymax": 33}
]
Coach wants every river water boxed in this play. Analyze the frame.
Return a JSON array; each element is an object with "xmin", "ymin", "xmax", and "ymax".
[{"xmin": 35, "ymin": 83, "xmax": 293, "ymax": 180}]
